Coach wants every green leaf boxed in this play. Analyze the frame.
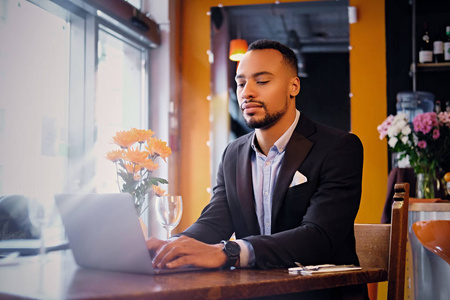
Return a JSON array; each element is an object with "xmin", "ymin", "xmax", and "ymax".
[
  {"xmin": 150, "ymin": 177, "xmax": 169, "ymax": 185},
  {"xmin": 117, "ymin": 170, "xmax": 129, "ymax": 181}
]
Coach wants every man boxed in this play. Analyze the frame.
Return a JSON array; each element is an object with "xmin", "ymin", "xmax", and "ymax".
[{"xmin": 147, "ymin": 40, "xmax": 363, "ymax": 275}]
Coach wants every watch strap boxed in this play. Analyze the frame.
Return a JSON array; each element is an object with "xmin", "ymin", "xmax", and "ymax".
[{"xmin": 221, "ymin": 240, "xmax": 240, "ymax": 268}]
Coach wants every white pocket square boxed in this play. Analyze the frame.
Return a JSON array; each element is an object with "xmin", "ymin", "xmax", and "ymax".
[{"xmin": 289, "ymin": 171, "xmax": 307, "ymax": 187}]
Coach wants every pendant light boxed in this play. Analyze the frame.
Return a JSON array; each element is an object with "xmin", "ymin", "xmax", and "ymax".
[{"xmin": 229, "ymin": 39, "xmax": 248, "ymax": 61}]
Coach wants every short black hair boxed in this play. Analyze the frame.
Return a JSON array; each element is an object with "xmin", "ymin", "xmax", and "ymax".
[{"xmin": 247, "ymin": 39, "xmax": 298, "ymax": 76}]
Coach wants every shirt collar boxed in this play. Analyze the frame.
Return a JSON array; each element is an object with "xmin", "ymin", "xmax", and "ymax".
[{"xmin": 251, "ymin": 110, "xmax": 301, "ymax": 154}]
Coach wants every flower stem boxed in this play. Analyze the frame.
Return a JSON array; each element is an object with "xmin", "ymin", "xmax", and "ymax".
[
  {"xmin": 115, "ymin": 162, "xmax": 121, "ymax": 192},
  {"xmin": 139, "ymin": 203, "xmax": 149, "ymax": 217}
]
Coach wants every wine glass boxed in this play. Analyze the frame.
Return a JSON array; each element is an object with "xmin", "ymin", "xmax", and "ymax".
[
  {"xmin": 27, "ymin": 197, "xmax": 58, "ymax": 262},
  {"xmin": 155, "ymin": 195, "xmax": 183, "ymax": 240}
]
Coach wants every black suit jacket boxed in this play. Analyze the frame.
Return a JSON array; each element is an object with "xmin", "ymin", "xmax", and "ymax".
[{"xmin": 182, "ymin": 113, "xmax": 364, "ymax": 269}]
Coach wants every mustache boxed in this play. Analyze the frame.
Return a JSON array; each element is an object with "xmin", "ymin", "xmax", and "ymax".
[{"xmin": 240, "ymin": 100, "xmax": 265, "ymax": 111}]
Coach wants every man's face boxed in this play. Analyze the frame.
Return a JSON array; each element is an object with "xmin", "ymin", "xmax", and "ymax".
[{"xmin": 235, "ymin": 49, "xmax": 299, "ymax": 129}]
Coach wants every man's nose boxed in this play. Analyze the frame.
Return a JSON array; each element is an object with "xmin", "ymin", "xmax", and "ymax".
[{"xmin": 240, "ymin": 82, "xmax": 256, "ymax": 99}]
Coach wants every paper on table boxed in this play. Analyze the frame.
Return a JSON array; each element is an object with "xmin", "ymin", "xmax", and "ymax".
[
  {"xmin": 0, "ymin": 238, "xmax": 69, "ymax": 256},
  {"xmin": 288, "ymin": 264, "xmax": 362, "ymax": 275}
]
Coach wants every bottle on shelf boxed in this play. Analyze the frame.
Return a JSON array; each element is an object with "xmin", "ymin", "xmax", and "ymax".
[
  {"xmin": 433, "ymin": 25, "xmax": 444, "ymax": 63},
  {"xmin": 419, "ymin": 22, "xmax": 433, "ymax": 63},
  {"xmin": 445, "ymin": 26, "xmax": 450, "ymax": 62}
]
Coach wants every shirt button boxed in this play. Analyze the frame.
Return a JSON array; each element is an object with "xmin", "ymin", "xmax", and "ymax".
[
  {"xmin": 264, "ymin": 191, "xmax": 269, "ymax": 196},
  {"xmin": 266, "ymin": 161, "xmax": 271, "ymax": 165}
]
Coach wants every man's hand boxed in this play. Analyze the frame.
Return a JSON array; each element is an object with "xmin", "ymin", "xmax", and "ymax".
[
  {"xmin": 146, "ymin": 237, "xmax": 169, "ymax": 259},
  {"xmin": 146, "ymin": 236, "xmax": 227, "ymax": 269}
]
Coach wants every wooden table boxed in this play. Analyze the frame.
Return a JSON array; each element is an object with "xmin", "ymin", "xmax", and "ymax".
[{"xmin": 0, "ymin": 251, "xmax": 386, "ymax": 299}]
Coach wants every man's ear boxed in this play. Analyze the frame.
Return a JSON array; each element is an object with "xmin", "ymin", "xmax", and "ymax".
[{"xmin": 290, "ymin": 77, "xmax": 300, "ymax": 97}]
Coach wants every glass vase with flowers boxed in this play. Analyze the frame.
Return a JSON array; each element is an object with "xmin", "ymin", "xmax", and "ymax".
[
  {"xmin": 106, "ymin": 128, "xmax": 171, "ymax": 216},
  {"xmin": 377, "ymin": 112, "xmax": 450, "ymax": 199}
]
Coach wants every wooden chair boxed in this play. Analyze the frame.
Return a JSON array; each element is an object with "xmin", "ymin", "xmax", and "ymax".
[{"xmin": 355, "ymin": 182, "xmax": 410, "ymax": 300}]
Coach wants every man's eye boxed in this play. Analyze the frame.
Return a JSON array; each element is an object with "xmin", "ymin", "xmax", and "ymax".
[
  {"xmin": 236, "ymin": 83, "xmax": 245, "ymax": 88},
  {"xmin": 257, "ymin": 81, "xmax": 269, "ymax": 85}
]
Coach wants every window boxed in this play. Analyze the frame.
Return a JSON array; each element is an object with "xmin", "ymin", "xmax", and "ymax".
[
  {"xmin": 0, "ymin": 0, "xmax": 153, "ymax": 201},
  {"xmin": 0, "ymin": 0, "xmax": 70, "ymax": 200},
  {"xmin": 94, "ymin": 26, "xmax": 149, "ymax": 193}
]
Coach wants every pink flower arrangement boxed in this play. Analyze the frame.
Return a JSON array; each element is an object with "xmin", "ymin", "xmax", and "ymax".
[
  {"xmin": 377, "ymin": 112, "xmax": 450, "ymax": 175},
  {"xmin": 413, "ymin": 112, "xmax": 439, "ymax": 135}
]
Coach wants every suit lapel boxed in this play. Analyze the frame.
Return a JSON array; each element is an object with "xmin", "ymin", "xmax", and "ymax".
[
  {"xmin": 236, "ymin": 136, "xmax": 261, "ymax": 235},
  {"xmin": 271, "ymin": 114, "xmax": 315, "ymax": 226}
]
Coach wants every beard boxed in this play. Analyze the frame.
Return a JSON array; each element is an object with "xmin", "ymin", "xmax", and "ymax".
[{"xmin": 243, "ymin": 100, "xmax": 289, "ymax": 129}]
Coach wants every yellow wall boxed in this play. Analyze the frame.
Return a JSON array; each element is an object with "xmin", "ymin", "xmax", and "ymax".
[{"xmin": 177, "ymin": 0, "xmax": 388, "ymax": 231}]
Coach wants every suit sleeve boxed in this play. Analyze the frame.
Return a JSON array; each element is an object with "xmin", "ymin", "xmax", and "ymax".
[
  {"xmin": 244, "ymin": 133, "xmax": 364, "ymax": 269},
  {"xmin": 180, "ymin": 145, "xmax": 235, "ymax": 244}
]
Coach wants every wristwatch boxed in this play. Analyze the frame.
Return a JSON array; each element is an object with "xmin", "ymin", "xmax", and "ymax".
[{"xmin": 221, "ymin": 240, "xmax": 241, "ymax": 268}]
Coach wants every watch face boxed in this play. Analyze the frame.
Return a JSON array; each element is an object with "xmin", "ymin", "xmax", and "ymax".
[{"xmin": 225, "ymin": 241, "xmax": 241, "ymax": 256}]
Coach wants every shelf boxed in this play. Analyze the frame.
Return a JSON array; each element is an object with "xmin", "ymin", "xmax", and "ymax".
[{"xmin": 417, "ymin": 62, "xmax": 450, "ymax": 72}]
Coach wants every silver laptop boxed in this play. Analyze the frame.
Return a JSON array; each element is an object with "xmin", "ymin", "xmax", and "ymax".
[{"xmin": 55, "ymin": 193, "xmax": 200, "ymax": 275}]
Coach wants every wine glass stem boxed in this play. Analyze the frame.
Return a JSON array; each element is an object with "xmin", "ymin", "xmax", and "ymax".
[
  {"xmin": 39, "ymin": 232, "xmax": 45, "ymax": 263},
  {"xmin": 166, "ymin": 228, "xmax": 172, "ymax": 240}
]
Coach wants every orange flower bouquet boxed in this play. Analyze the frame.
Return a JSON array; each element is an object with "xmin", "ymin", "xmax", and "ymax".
[{"xmin": 106, "ymin": 128, "xmax": 171, "ymax": 215}]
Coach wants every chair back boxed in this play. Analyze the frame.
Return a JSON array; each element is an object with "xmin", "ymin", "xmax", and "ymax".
[
  {"xmin": 355, "ymin": 182, "xmax": 409, "ymax": 300},
  {"xmin": 0, "ymin": 195, "xmax": 39, "ymax": 240}
]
